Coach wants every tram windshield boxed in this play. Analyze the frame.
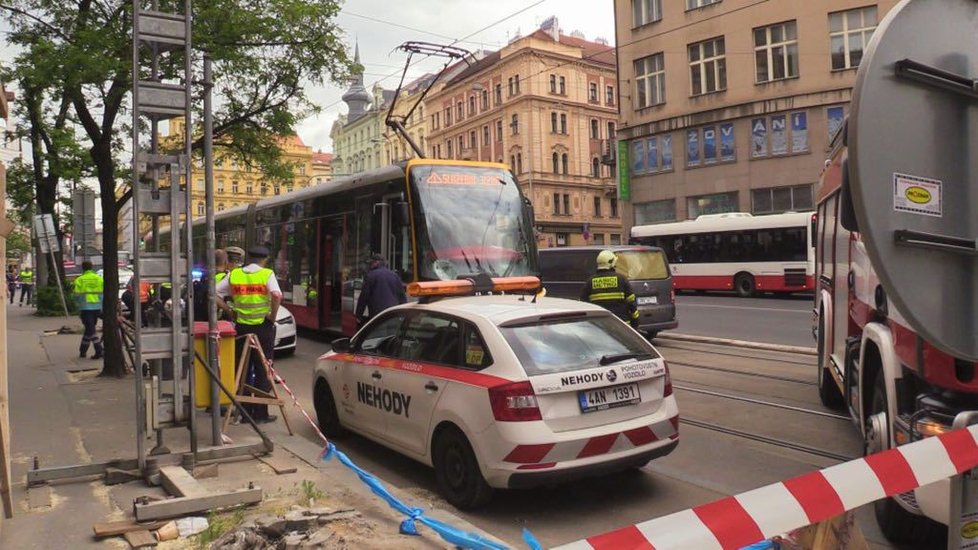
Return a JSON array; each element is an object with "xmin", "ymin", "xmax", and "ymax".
[{"xmin": 409, "ymin": 164, "xmax": 538, "ymax": 281}]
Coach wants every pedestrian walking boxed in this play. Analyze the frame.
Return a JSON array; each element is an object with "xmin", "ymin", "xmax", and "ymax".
[
  {"xmin": 18, "ymin": 266, "xmax": 34, "ymax": 307},
  {"xmin": 580, "ymin": 250, "xmax": 640, "ymax": 329},
  {"xmin": 216, "ymin": 246, "xmax": 281, "ymax": 424},
  {"xmin": 73, "ymin": 261, "xmax": 105, "ymax": 359},
  {"xmin": 355, "ymin": 253, "xmax": 406, "ymax": 326},
  {"xmin": 6, "ymin": 266, "xmax": 15, "ymax": 305}
]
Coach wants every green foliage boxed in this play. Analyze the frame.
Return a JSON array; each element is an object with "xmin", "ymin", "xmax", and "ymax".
[
  {"xmin": 5, "ymin": 231, "xmax": 31, "ymax": 254},
  {"xmin": 193, "ymin": 507, "xmax": 246, "ymax": 549},
  {"xmin": 35, "ymin": 284, "xmax": 77, "ymax": 317},
  {"xmin": 300, "ymin": 479, "xmax": 325, "ymax": 503}
]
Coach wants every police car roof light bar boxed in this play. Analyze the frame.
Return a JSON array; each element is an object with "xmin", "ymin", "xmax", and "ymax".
[{"xmin": 407, "ymin": 276, "xmax": 541, "ymax": 298}]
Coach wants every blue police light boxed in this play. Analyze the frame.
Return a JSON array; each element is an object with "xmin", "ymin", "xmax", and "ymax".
[{"xmin": 192, "ymin": 268, "xmax": 204, "ymax": 281}]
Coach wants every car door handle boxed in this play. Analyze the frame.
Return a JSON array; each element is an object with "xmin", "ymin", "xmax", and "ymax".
[
  {"xmin": 424, "ymin": 382, "xmax": 439, "ymax": 392},
  {"xmin": 371, "ymin": 371, "xmax": 382, "ymax": 380}
]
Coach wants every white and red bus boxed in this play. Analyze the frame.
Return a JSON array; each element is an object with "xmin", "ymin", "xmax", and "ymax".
[
  {"xmin": 815, "ymin": 120, "xmax": 976, "ymax": 544},
  {"xmin": 630, "ymin": 211, "xmax": 815, "ymax": 296}
]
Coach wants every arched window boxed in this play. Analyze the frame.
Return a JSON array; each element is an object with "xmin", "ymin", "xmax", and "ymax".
[
  {"xmin": 510, "ymin": 155, "xmax": 516, "ymax": 171},
  {"xmin": 260, "ymin": 183, "xmax": 268, "ymax": 196},
  {"xmin": 245, "ymin": 181, "xmax": 253, "ymax": 194},
  {"xmin": 197, "ymin": 202, "xmax": 204, "ymax": 216},
  {"xmin": 217, "ymin": 203, "xmax": 225, "ymax": 212},
  {"xmin": 516, "ymin": 153, "xmax": 523, "ymax": 174},
  {"xmin": 562, "ymin": 154, "xmax": 569, "ymax": 175},
  {"xmin": 592, "ymin": 157, "xmax": 600, "ymax": 177},
  {"xmin": 232, "ymin": 180, "xmax": 239, "ymax": 194},
  {"xmin": 552, "ymin": 152, "xmax": 559, "ymax": 174}
]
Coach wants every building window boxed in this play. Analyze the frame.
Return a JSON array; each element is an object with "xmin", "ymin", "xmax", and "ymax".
[
  {"xmin": 481, "ymin": 89, "xmax": 489, "ymax": 110},
  {"xmin": 469, "ymin": 130, "xmax": 477, "ymax": 149},
  {"xmin": 634, "ymin": 53, "xmax": 665, "ymax": 108},
  {"xmin": 607, "ymin": 122, "xmax": 616, "ymax": 139},
  {"xmin": 274, "ymin": 185, "xmax": 281, "ymax": 195},
  {"xmin": 217, "ymin": 179, "xmax": 225, "ymax": 193},
  {"xmin": 830, "ymin": 6, "xmax": 878, "ymax": 70},
  {"xmin": 511, "ymin": 114, "xmax": 519, "ymax": 135},
  {"xmin": 482, "ymin": 125, "xmax": 490, "ymax": 146},
  {"xmin": 494, "ymin": 83, "xmax": 502, "ymax": 105},
  {"xmin": 496, "ymin": 120, "xmax": 503, "ymax": 141},
  {"xmin": 563, "ymin": 194, "xmax": 570, "ymax": 215},
  {"xmin": 589, "ymin": 82, "xmax": 598, "ymax": 102},
  {"xmin": 606, "ymin": 85, "xmax": 615, "ymax": 105},
  {"xmin": 686, "ymin": 123, "xmax": 736, "ymax": 167},
  {"xmin": 468, "ymin": 96, "xmax": 476, "ymax": 115},
  {"xmin": 553, "ymin": 153, "xmax": 560, "ymax": 174},
  {"xmin": 556, "ymin": 232, "xmax": 568, "ymax": 247},
  {"xmin": 197, "ymin": 202, "xmax": 204, "ymax": 216},
  {"xmin": 751, "ymin": 111, "xmax": 810, "ymax": 157},
  {"xmin": 689, "ymin": 37, "xmax": 726, "ymax": 95},
  {"xmin": 610, "ymin": 198, "xmax": 619, "ymax": 217},
  {"xmin": 634, "ymin": 199, "xmax": 674, "ymax": 224},
  {"xmin": 514, "ymin": 74, "xmax": 520, "ymax": 94},
  {"xmin": 687, "ymin": 191, "xmax": 738, "ymax": 219},
  {"xmin": 751, "ymin": 184, "xmax": 814, "ymax": 214},
  {"xmin": 686, "ymin": 0, "xmax": 720, "ymax": 9},
  {"xmin": 448, "ymin": 140, "xmax": 453, "ymax": 158},
  {"xmin": 508, "ymin": 76, "xmax": 516, "ymax": 96},
  {"xmin": 559, "ymin": 76, "xmax": 566, "ymax": 95},
  {"xmin": 456, "ymin": 101, "xmax": 464, "ymax": 120},
  {"xmin": 561, "ymin": 154, "xmax": 569, "ymax": 175},
  {"xmin": 246, "ymin": 181, "xmax": 253, "ymax": 194},
  {"xmin": 593, "ymin": 196, "xmax": 602, "ymax": 216},
  {"xmin": 551, "ymin": 112, "xmax": 559, "ymax": 133},
  {"xmin": 755, "ymin": 21, "xmax": 798, "ymax": 83},
  {"xmin": 217, "ymin": 203, "xmax": 225, "ymax": 212},
  {"xmin": 445, "ymin": 107, "xmax": 452, "ymax": 125},
  {"xmin": 593, "ymin": 233, "xmax": 605, "ymax": 245},
  {"xmin": 552, "ymin": 193, "xmax": 560, "ymax": 214},
  {"xmin": 511, "ymin": 155, "xmax": 517, "ymax": 172},
  {"xmin": 592, "ymin": 157, "xmax": 601, "ymax": 177},
  {"xmin": 590, "ymin": 119, "xmax": 599, "ymax": 139},
  {"xmin": 632, "ymin": 0, "xmax": 662, "ymax": 26},
  {"xmin": 610, "ymin": 234, "xmax": 621, "ymax": 245},
  {"xmin": 458, "ymin": 136, "xmax": 464, "ymax": 154},
  {"xmin": 549, "ymin": 74, "xmax": 557, "ymax": 93},
  {"xmin": 232, "ymin": 180, "xmax": 239, "ymax": 193},
  {"xmin": 260, "ymin": 183, "xmax": 268, "ymax": 195},
  {"xmin": 560, "ymin": 114, "xmax": 567, "ymax": 135},
  {"xmin": 517, "ymin": 153, "xmax": 523, "ymax": 173}
]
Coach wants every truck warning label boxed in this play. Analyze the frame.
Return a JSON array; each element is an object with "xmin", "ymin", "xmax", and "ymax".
[
  {"xmin": 894, "ymin": 172, "xmax": 942, "ymax": 217},
  {"xmin": 356, "ymin": 383, "xmax": 412, "ymax": 418}
]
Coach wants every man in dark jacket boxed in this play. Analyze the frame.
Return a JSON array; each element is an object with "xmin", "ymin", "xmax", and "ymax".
[
  {"xmin": 355, "ymin": 253, "xmax": 407, "ymax": 325},
  {"xmin": 581, "ymin": 250, "xmax": 640, "ymax": 329}
]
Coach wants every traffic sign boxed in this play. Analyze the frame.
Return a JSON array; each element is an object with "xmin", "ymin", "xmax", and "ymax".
[
  {"xmin": 848, "ymin": 0, "xmax": 978, "ymax": 361},
  {"xmin": 32, "ymin": 213, "xmax": 59, "ymax": 254}
]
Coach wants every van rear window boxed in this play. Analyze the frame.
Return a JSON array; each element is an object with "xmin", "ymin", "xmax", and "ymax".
[
  {"xmin": 616, "ymin": 250, "xmax": 669, "ymax": 280},
  {"xmin": 501, "ymin": 315, "xmax": 659, "ymax": 375}
]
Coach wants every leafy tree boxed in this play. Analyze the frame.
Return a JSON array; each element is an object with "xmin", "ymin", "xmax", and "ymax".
[{"xmin": 2, "ymin": 0, "xmax": 354, "ymax": 376}]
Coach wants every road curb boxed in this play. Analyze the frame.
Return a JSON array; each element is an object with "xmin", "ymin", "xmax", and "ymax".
[{"xmin": 656, "ymin": 332, "xmax": 817, "ymax": 356}]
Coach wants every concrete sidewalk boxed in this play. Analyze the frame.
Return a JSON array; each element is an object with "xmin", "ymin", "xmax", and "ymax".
[{"xmin": 0, "ymin": 306, "xmax": 506, "ymax": 548}]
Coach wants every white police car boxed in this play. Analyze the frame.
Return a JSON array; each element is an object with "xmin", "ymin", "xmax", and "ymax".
[
  {"xmin": 274, "ymin": 306, "xmax": 297, "ymax": 356},
  {"xmin": 312, "ymin": 277, "xmax": 678, "ymax": 509}
]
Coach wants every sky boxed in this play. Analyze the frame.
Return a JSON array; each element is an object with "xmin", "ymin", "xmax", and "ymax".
[
  {"xmin": 0, "ymin": 1, "xmax": 616, "ymax": 154},
  {"xmin": 296, "ymin": 0, "xmax": 616, "ymax": 153}
]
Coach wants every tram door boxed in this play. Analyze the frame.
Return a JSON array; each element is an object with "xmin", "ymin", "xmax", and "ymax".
[
  {"xmin": 377, "ymin": 193, "xmax": 411, "ymax": 281},
  {"xmin": 319, "ymin": 217, "xmax": 344, "ymax": 332}
]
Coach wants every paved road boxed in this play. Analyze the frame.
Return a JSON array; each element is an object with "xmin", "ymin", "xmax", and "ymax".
[
  {"xmin": 273, "ymin": 331, "xmax": 902, "ymax": 549},
  {"xmin": 671, "ymin": 293, "xmax": 814, "ymax": 347}
]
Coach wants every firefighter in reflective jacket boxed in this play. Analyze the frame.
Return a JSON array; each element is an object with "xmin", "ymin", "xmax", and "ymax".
[
  {"xmin": 73, "ymin": 261, "xmax": 105, "ymax": 359},
  {"xmin": 581, "ymin": 250, "xmax": 639, "ymax": 329},
  {"xmin": 216, "ymin": 246, "xmax": 281, "ymax": 424}
]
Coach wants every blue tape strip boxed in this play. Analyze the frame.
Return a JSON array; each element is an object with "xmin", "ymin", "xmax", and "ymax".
[
  {"xmin": 322, "ymin": 442, "xmax": 521, "ymax": 550},
  {"xmin": 740, "ymin": 540, "xmax": 778, "ymax": 550}
]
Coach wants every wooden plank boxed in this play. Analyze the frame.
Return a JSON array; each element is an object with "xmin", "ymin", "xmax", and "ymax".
[
  {"xmin": 134, "ymin": 487, "xmax": 262, "ymax": 521},
  {"xmin": 256, "ymin": 454, "xmax": 297, "ymax": 475},
  {"xmin": 124, "ymin": 530, "xmax": 158, "ymax": 548},
  {"xmin": 93, "ymin": 519, "xmax": 168, "ymax": 538},
  {"xmin": 159, "ymin": 466, "xmax": 208, "ymax": 499}
]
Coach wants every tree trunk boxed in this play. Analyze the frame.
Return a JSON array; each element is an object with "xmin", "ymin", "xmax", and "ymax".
[{"xmin": 91, "ymin": 139, "xmax": 125, "ymax": 378}]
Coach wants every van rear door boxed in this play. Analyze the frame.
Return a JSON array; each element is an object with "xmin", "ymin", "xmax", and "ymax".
[{"xmin": 615, "ymin": 249, "xmax": 676, "ymax": 329}]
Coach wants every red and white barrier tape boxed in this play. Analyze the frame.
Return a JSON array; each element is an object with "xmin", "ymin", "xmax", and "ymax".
[
  {"xmin": 555, "ymin": 425, "xmax": 978, "ymax": 550},
  {"xmin": 267, "ymin": 365, "xmax": 330, "ymax": 446}
]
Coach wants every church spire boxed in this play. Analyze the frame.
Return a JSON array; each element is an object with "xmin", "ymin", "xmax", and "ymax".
[{"xmin": 342, "ymin": 39, "xmax": 371, "ymax": 120}]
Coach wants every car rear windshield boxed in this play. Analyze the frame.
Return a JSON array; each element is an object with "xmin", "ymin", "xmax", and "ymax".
[
  {"xmin": 500, "ymin": 315, "xmax": 659, "ymax": 376},
  {"xmin": 616, "ymin": 250, "xmax": 669, "ymax": 280}
]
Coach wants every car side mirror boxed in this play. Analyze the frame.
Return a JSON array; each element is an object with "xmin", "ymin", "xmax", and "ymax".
[{"xmin": 331, "ymin": 337, "xmax": 351, "ymax": 353}]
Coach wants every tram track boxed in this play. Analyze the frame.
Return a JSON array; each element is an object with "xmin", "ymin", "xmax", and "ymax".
[
  {"xmin": 656, "ymin": 341, "xmax": 815, "ymax": 367},
  {"xmin": 680, "ymin": 417, "xmax": 856, "ymax": 462},
  {"xmin": 672, "ymin": 384, "xmax": 850, "ymax": 421},
  {"xmin": 668, "ymin": 359, "xmax": 815, "ymax": 386}
]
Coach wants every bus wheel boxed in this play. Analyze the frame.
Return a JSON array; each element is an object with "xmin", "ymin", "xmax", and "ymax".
[
  {"xmin": 867, "ymin": 374, "xmax": 945, "ymax": 544},
  {"xmin": 734, "ymin": 273, "xmax": 756, "ymax": 297}
]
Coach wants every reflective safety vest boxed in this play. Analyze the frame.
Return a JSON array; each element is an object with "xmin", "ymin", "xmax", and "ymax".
[
  {"xmin": 215, "ymin": 271, "xmax": 228, "ymax": 283},
  {"xmin": 19, "ymin": 270, "xmax": 33, "ymax": 284},
  {"xmin": 581, "ymin": 269, "xmax": 639, "ymax": 324},
  {"xmin": 138, "ymin": 282, "xmax": 151, "ymax": 303},
  {"xmin": 229, "ymin": 267, "xmax": 273, "ymax": 325},
  {"xmin": 73, "ymin": 270, "xmax": 104, "ymax": 310}
]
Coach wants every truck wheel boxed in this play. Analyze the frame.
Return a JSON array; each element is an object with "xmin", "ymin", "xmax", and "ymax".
[
  {"xmin": 313, "ymin": 379, "xmax": 346, "ymax": 438},
  {"xmin": 867, "ymin": 374, "xmax": 945, "ymax": 544},
  {"xmin": 734, "ymin": 273, "xmax": 756, "ymax": 297},
  {"xmin": 433, "ymin": 426, "xmax": 493, "ymax": 509},
  {"xmin": 816, "ymin": 313, "xmax": 844, "ymax": 409}
]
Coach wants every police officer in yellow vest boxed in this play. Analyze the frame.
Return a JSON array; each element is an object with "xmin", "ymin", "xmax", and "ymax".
[
  {"xmin": 73, "ymin": 261, "xmax": 105, "ymax": 359},
  {"xmin": 18, "ymin": 266, "xmax": 34, "ymax": 307},
  {"xmin": 581, "ymin": 250, "xmax": 640, "ymax": 329},
  {"xmin": 216, "ymin": 246, "xmax": 282, "ymax": 423}
]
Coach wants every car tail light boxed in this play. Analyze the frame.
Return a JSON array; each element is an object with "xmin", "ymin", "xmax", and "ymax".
[
  {"xmin": 663, "ymin": 362, "xmax": 673, "ymax": 397},
  {"xmin": 489, "ymin": 381, "xmax": 542, "ymax": 421},
  {"xmin": 670, "ymin": 288, "xmax": 675, "ymax": 303}
]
